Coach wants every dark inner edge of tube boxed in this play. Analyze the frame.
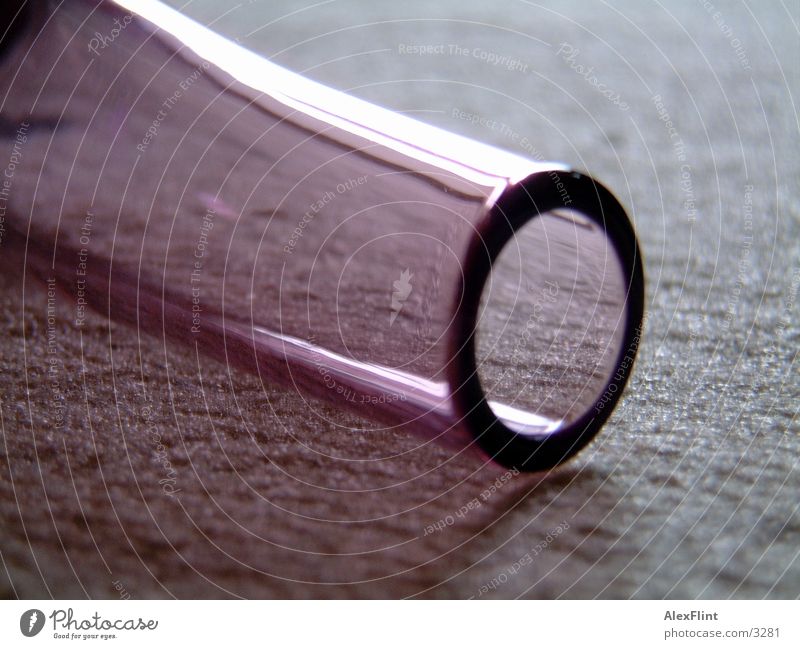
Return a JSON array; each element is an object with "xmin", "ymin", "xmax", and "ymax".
[{"xmin": 449, "ymin": 170, "xmax": 645, "ymax": 472}]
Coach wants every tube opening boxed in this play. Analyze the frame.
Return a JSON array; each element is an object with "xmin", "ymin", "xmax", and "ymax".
[
  {"xmin": 476, "ymin": 209, "xmax": 628, "ymax": 438},
  {"xmin": 450, "ymin": 171, "xmax": 644, "ymax": 471}
]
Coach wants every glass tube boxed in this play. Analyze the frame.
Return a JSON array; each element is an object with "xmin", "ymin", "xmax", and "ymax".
[{"xmin": 0, "ymin": 0, "xmax": 644, "ymax": 470}]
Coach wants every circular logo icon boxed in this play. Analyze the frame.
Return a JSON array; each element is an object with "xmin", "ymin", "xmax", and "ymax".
[{"xmin": 20, "ymin": 609, "xmax": 45, "ymax": 637}]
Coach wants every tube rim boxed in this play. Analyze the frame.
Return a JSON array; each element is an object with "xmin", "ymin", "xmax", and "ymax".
[{"xmin": 449, "ymin": 169, "xmax": 645, "ymax": 471}]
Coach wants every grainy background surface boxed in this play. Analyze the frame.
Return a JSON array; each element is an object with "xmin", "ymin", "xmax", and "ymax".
[{"xmin": 1, "ymin": 0, "xmax": 798, "ymax": 599}]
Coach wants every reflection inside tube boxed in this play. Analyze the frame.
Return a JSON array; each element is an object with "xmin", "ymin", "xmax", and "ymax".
[{"xmin": 476, "ymin": 210, "xmax": 628, "ymax": 437}]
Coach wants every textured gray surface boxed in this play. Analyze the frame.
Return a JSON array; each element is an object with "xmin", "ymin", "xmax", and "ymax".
[{"xmin": 1, "ymin": 0, "xmax": 798, "ymax": 598}]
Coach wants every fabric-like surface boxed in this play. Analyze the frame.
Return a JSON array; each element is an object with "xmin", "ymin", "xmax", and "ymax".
[{"xmin": 0, "ymin": 0, "xmax": 797, "ymax": 598}]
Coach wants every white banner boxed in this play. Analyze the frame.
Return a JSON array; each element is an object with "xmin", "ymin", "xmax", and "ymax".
[{"xmin": 0, "ymin": 600, "xmax": 796, "ymax": 647}]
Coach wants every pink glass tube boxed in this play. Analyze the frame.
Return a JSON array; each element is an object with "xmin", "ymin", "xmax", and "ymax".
[{"xmin": 0, "ymin": 0, "xmax": 644, "ymax": 470}]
